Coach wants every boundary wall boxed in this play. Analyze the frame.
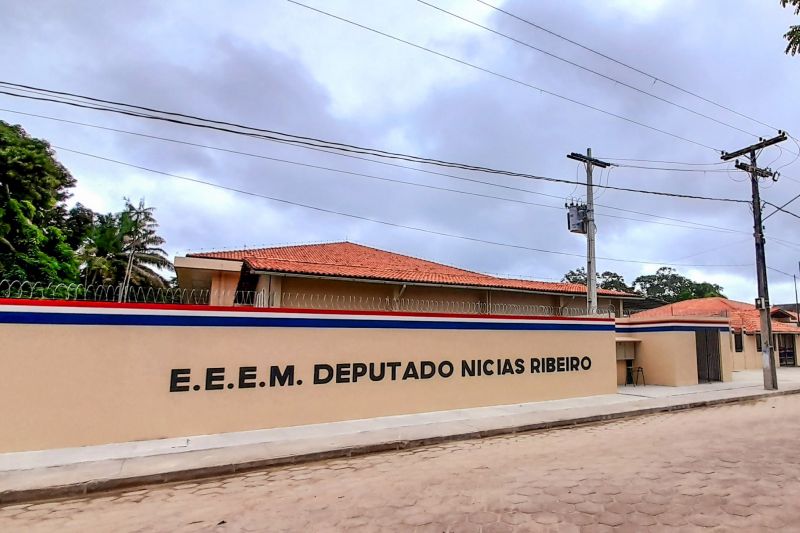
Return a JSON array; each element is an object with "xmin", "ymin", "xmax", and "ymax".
[{"xmin": 0, "ymin": 299, "xmax": 617, "ymax": 453}]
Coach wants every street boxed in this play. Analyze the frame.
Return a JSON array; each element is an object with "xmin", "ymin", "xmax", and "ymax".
[{"xmin": 2, "ymin": 394, "xmax": 800, "ymax": 532}]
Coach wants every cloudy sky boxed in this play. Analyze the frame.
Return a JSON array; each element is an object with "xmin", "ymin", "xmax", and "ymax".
[{"xmin": 2, "ymin": 0, "xmax": 799, "ymax": 303}]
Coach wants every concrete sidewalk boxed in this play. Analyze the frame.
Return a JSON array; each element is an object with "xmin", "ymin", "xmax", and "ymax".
[{"xmin": 2, "ymin": 369, "xmax": 799, "ymax": 504}]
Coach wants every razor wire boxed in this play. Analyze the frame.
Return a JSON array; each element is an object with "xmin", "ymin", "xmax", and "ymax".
[{"xmin": 0, "ymin": 281, "xmax": 615, "ymax": 318}]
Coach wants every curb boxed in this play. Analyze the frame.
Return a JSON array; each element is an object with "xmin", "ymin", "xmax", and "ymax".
[{"xmin": 3, "ymin": 387, "xmax": 799, "ymax": 505}]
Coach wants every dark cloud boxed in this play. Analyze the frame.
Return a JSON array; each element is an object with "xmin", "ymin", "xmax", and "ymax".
[{"xmin": 1, "ymin": 0, "xmax": 798, "ymax": 301}]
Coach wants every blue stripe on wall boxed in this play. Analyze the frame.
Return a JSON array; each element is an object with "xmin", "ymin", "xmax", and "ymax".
[{"xmin": 0, "ymin": 312, "xmax": 615, "ymax": 331}]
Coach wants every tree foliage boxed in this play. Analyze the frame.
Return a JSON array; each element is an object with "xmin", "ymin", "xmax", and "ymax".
[
  {"xmin": 0, "ymin": 120, "xmax": 173, "ymax": 289},
  {"xmin": 79, "ymin": 198, "xmax": 173, "ymax": 288},
  {"xmin": 633, "ymin": 267, "xmax": 724, "ymax": 303},
  {"xmin": 0, "ymin": 121, "xmax": 79, "ymax": 283},
  {"xmin": 561, "ymin": 267, "xmax": 634, "ymax": 293},
  {"xmin": 781, "ymin": 0, "xmax": 800, "ymax": 55},
  {"xmin": 562, "ymin": 266, "xmax": 725, "ymax": 302}
]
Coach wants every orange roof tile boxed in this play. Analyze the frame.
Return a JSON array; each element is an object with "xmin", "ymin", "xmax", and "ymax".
[
  {"xmin": 633, "ymin": 297, "xmax": 800, "ymax": 334},
  {"xmin": 190, "ymin": 242, "xmax": 637, "ymax": 298}
]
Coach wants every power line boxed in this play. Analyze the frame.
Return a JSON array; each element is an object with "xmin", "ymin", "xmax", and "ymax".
[
  {"xmin": 283, "ymin": 0, "xmax": 722, "ymax": 153},
  {"xmin": 474, "ymin": 0, "xmax": 781, "ymax": 133},
  {"xmin": 764, "ymin": 201, "xmax": 800, "ymax": 221},
  {"xmin": 602, "ymin": 157, "xmax": 727, "ymax": 167},
  {"xmin": 0, "ymin": 92, "xmax": 748, "ymax": 203},
  {"xmin": 764, "ymin": 191, "xmax": 800, "ymax": 221},
  {"xmin": 0, "ymin": 107, "xmax": 757, "ymax": 238},
  {"xmin": 418, "ymin": 0, "xmax": 760, "ymax": 138},
  {"xmin": 768, "ymin": 266, "xmax": 795, "ymax": 278},
  {"xmin": 52, "ymin": 144, "xmax": 752, "ymax": 268},
  {"xmin": 597, "ymin": 157, "xmax": 727, "ymax": 166},
  {"xmin": 612, "ymin": 163, "xmax": 738, "ymax": 173}
]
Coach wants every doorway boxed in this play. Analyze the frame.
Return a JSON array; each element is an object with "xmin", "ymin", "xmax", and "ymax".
[
  {"xmin": 777, "ymin": 334, "xmax": 797, "ymax": 367},
  {"xmin": 695, "ymin": 328, "xmax": 722, "ymax": 382}
]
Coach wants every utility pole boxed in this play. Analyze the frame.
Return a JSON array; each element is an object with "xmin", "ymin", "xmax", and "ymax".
[
  {"xmin": 567, "ymin": 149, "xmax": 610, "ymax": 314},
  {"xmin": 721, "ymin": 132, "xmax": 787, "ymax": 390},
  {"xmin": 794, "ymin": 272, "xmax": 799, "ymax": 326}
]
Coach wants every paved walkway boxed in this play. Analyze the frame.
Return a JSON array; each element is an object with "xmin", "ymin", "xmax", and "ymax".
[
  {"xmin": 3, "ymin": 391, "xmax": 800, "ymax": 531},
  {"xmin": 2, "ymin": 368, "xmax": 799, "ymax": 505}
]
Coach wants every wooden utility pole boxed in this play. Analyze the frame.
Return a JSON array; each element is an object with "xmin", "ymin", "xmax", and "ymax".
[
  {"xmin": 721, "ymin": 132, "xmax": 787, "ymax": 390},
  {"xmin": 794, "ymin": 272, "xmax": 799, "ymax": 326},
  {"xmin": 567, "ymin": 150, "xmax": 610, "ymax": 314}
]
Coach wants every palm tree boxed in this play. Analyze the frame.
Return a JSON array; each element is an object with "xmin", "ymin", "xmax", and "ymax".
[
  {"xmin": 781, "ymin": 0, "xmax": 800, "ymax": 55},
  {"xmin": 118, "ymin": 198, "xmax": 173, "ymax": 296},
  {"xmin": 78, "ymin": 199, "xmax": 173, "ymax": 292},
  {"xmin": 77, "ymin": 213, "xmax": 126, "ymax": 286}
]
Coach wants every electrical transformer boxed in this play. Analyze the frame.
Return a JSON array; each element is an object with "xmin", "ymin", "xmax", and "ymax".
[{"xmin": 566, "ymin": 204, "xmax": 587, "ymax": 234}]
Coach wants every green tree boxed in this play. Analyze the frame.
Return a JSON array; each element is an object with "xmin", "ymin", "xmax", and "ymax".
[
  {"xmin": 64, "ymin": 203, "xmax": 97, "ymax": 249},
  {"xmin": 0, "ymin": 121, "xmax": 79, "ymax": 283},
  {"xmin": 562, "ymin": 267, "xmax": 632, "ymax": 292},
  {"xmin": 781, "ymin": 0, "xmax": 800, "ymax": 55},
  {"xmin": 79, "ymin": 198, "xmax": 173, "ymax": 288},
  {"xmin": 634, "ymin": 267, "xmax": 724, "ymax": 303},
  {"xmin": 599, "ymin": 271, "xmax": 633, "ymax": 293},
  {"xmin": 562, "ymin": 267, "xmax": 588, "ymax": 284},
  {"xmin": 684, "ymin": 281, "xmax": 725, "ymax": 300}
]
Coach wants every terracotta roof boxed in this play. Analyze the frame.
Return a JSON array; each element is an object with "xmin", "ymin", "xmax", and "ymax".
[
  {"xmin": 632, "ymin": 297, "xmax": 800, "ymax": 334},
  {"xmin": 189, "ymin": 242, "xmax": 637, "ymax": 298},
  {"xmin": 631, "ymin": 297, "xmax": 752, "ymax": 318}
]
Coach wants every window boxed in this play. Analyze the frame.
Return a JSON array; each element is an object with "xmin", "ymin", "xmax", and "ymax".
[
  {"xmin": 756, "ymin": 334, "xmax": 762, "ymax": 351},
  {"xmin": 734, "ymin": 332, "xmax": 743, "ymax": 352}
]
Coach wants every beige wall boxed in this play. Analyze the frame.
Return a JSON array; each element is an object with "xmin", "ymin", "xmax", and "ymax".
[
  {"xmin": 615, "ymin": 317, "xmax": 731, "ymax": 386},
  {"xmin": 616, "ymin": 360, "xmax": 627, "ymax": 385},
  {"xmin": 179, "ymin": 264, "xmax": 631, "ymax": 316},
  {"xmin": 280, "ymin": 276, "xmax": 393, "ymax": 300},
  {"xmin": 733, "ymin": 334, "xmax": 799, "ymax": 370},
  {"xmin": 0, "ymin": 313, "xmax": 617, "ymax": 453},
  {"xmin": 209, "ymin": 271, "xmax": 240, "ymax": 306},
  {"xmin": 634, "ymin": 331, "xmax": 698, "ymax": 386},
  {"xmin": 719, "ymin": 331, "xmax": 734, "ymax": 382},
  {"xmin": 277, "ymin": 275, "xmax": 622, "ymax": 313}
]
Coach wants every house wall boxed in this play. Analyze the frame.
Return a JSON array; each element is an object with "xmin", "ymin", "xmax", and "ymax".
[
  {"xmin": 719, "ymin": 330, "xmax": 734, "ymax": 382},
  {"xmin": 176, "ymin": 261, "xmax": 633, "ymax": 316},
  {"xmin": 616, "ymin": 361, "xmax": 627, "ymax": 385},
  {"xmin": 0, "ymin": 299, "xmax": 617, "ymax": 453},
  {"xmin": 209, "ymin": 271, "xmax": 240, "ymax": 307},
  {"xmin": 615, "ymin": 317, "xmax": 731, "ymax": 386},
  {"xmin": 242, "ymin": 273, "xmax": 626, "ymax": 316},
  {"xmin": 736, "ymin": 333, "xmax": 799, "ymax": 369},
  {"xmin": 733, "ymin": 334, "xmax": 763, "ymax": 370}
]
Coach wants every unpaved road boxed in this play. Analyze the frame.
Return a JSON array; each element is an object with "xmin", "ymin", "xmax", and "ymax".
[{"xmin": 2, "ymin": 395, "xmax": 800, "ymax": 532}]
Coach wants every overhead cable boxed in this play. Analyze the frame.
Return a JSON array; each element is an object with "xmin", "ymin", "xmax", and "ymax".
[
  {"xmin": 418, "ymin": 0, "xmax": 759, "ymax": 138},
  {"xmin": 474, "ymin": 0, "xmax": 780, "ymax": 133},
  {"xmin": 52, "ymin": 144, "xmax": 753, "ymax": 268},
  {"xmin": 283, "ymin": 0, "xmax": 721, "ymax": 153},
  {"xmin": 0, "ymin": 91, "xmax": 748, "ymax": 203},
  {"xmin": 0, "ymin": 107, "xmax": 758, "ymax": 237}
]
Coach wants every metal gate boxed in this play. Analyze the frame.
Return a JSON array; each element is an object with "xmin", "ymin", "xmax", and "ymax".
[{"xmin": 695, "ymin": 328, "xmax": 722, "ymax": 382}]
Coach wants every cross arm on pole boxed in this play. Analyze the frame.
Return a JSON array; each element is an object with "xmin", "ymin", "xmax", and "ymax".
[
  {"xmin": 566, "ymin": 152, "xmax": 611, "ymax": 168},
  {"xmin": 721, "ymin": 132, "xmax": 787, "ymax": 161}
]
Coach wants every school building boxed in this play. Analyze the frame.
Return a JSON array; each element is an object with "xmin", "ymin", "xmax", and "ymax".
[
  {"xmin": 0, "ymin": 242, "xmax": 772, "ymax": 453},
  {"xmin": 173, "ymin": 241, "xmax": 639, "ymax": 315},
  {"xmin": 632, "ymin": 297, "xmax": 800, "ymax": 370}
]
